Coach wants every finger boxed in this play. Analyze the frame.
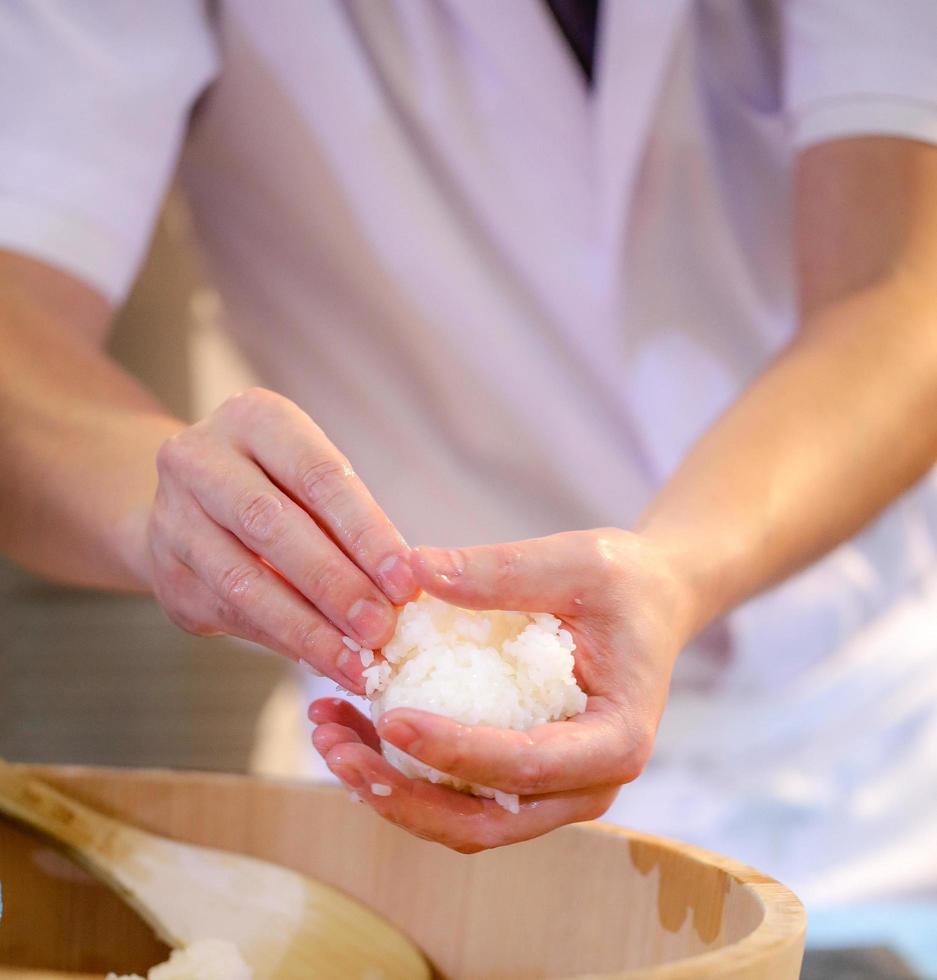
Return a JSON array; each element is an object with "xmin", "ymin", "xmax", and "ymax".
[
  {"xmin": 376, "ymin": 699, "xmax": 645, "ymax": 795},
  {"xmin": 220, "ymin": 389, "xmax": 417, "ymax": 604},
  {"xmin": 324, "ymin": 741, "xmax": 616, "ymax": 852},
  {"xmin": 150, "ymin": 549, "xmax": 280, "ymax": 644},
  {"xmin": 309, "ymin": 698, "xmax": 382, "ymax": 751},
  {"xmin": 180, "ymin": 448, "xmax": 397, "ymax": 650},
  {"xmin": 312, "ymin": 722, "xmax": 364, "ymax": 757},
  {"xmin": 170, "ymin": 500, "xmax": 367, "ymax": 692},
  {"xmin": 150, "ymin": 554, "xmax": 225, "ymax": 637},
  {"xmin": 411, "ymin": 531, "xmax": 610, "ymax": 613}
]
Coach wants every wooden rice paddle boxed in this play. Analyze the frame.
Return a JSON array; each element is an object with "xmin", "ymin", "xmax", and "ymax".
[{"xmin": 0, "ymin": 759, "xmax": 429, "ymax": 979}]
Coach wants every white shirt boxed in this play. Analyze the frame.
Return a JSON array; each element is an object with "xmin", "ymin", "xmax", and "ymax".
[{"xmin": 3, "ymin": 0, "xmax": 937, "ymax": 906}]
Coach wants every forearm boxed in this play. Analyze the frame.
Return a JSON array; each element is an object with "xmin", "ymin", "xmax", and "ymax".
[
  {"xmin": 636, "ymin": 274, "xmax": 937, "ymax": 637},
  {"xmin": 0, "ymin": 262, "xmax": 183, "ymax": 590}
]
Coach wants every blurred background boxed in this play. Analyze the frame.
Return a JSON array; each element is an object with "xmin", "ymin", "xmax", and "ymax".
[{"xmin": 0, "ymin": 192, "xmax": 300, "ymax": 775}]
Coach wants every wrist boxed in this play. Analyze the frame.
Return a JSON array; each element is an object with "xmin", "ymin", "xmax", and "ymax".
[
  {"xmin": 113, "ymin": 497, "xmax": 157, "ymax": 592},
  {"xmin": 112, "ymin": 415, "xmax": 186, "ymax": 593},
  {"xmin": 628, "ymin": 523, "xmax": 727, "ymax": 646}
]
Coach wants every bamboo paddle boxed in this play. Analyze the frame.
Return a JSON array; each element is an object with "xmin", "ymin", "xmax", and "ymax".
[{"xmin": 0, "ymin": 760, "xmax": 429, "ymax": 979}]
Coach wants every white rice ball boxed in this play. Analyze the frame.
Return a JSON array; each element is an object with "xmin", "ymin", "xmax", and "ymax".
[
  {"xmin": 107, "ymin": 939, "xmax": 252, "ymax": 979},
  {"xmin": 369, "ymin": 595, "xmax": 587, "ymax": 808}
]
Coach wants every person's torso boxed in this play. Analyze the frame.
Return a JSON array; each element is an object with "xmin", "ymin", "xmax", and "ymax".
[{"xmin": 180, "ymin": 0, "xmax": 791, "ymax": 545}]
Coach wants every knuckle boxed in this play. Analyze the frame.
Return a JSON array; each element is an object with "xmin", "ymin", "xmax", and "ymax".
[
  {"xmin": 590, "ymin": 533, "xmax": 622, "ymax": 585},
  {"xmin": 617, "ymin": 737, "xmax": 653, "ymax": 785},
  {"xmin": 156, "ymin": 433, "xmax": 193, "ymax": 475},
  {"xmin": 234, "ymin": 490, "xmax": 285, "ymax": 542},
  {"xmin": 516, "ymin": 750, "xmax": 550, "ymax": 794},
  {"xmin": 301, "ymin": 555, "xmax": 348, "ymax": 599},
  {"xmin": 154, "ymin": 566, "xmax": 225, "ymax": 638},
  {"xmin": 162, "ymin": 602, "xmax": 209, "ymax": 637},
  {"xmin": 218, "ymin": 561, "xmax": 262, "ymax": 604},
  {"xmin": 223, "ymin": 386, "xmax": 279, "ymax": 420},
  {"xmin": 617, "ymin": 759, "xmax": 642, "ymax": 785},
  {"xmin": 161, "ymin": 602, "xmax": 192, "ymax": 632},
  {"xmin": 298, "ymin": 455, "xmax": 354, "ymax": 508},
  {"xmin": 343, "ymin": 520, "xmax": 378, "ymax": 562},
  {"xmin": 289, "ymin": 618, "xmax": 330, "ymax": 658}
]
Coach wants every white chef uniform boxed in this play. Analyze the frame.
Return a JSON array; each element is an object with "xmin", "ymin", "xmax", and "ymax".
[{"xmin": 2, "ymin": 0, "xmax": 937, "ymax": 906}]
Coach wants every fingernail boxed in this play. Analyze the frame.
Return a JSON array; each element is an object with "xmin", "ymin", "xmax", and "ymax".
[
  {"xmin": 336, "ymin": 648, "xmax": 365, "ymax": 692},
  {"xmin": 347, "ymin": 597, "xmax": 392, "ymax": 646},
  {"xmin": 376, "ymin": 554, "xmax": 416, "ymax": 603},
  {"xmin": 380, "ymin": 720, "xmax": 420, "ymax": 752},
  {"xmin": 418, "ymin": 546, "xmax": 465, "ymax": 583}
]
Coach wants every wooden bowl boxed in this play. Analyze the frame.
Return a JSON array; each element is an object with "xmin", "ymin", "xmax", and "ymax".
[{"xmin": 0, "ymin": 766, "xmax": 805, "ymax": 979}]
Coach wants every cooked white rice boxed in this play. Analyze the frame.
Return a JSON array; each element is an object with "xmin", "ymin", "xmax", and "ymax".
[
  {"xmin": 107, "ymin": 939, "xmax": 252, "ymax": 979},
  {"xmin": 369, "ymin": 594, "xmax": 587, "ymax": 810}
]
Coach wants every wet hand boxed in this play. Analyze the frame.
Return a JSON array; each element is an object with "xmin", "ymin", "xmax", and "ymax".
[
  {"xmin": 147, "ymin": 388, "xmax": 418, "ymax": 693},
  {"xmin": 311, "ymin": 528, "xmax": 698, "ymax": 849}
]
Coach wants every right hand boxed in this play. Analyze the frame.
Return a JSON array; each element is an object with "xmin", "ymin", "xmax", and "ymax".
[{"xmin": 146, "ymin": 387, "xmax": 416, "ymax": 693}]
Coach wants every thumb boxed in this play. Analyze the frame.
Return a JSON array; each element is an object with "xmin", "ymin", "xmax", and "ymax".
[{"xmin": 411, "ymin": 533, "xmax": 592, "ymax": 613}]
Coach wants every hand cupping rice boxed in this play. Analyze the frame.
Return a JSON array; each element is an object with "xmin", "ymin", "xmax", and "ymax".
[{"xmin": 366, "ymin": 594, "xmax": 587, "ymax": 813}]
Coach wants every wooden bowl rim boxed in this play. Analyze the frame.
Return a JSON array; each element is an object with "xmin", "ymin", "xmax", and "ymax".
[
  {"xmin": 572, "ymin": 820, "xmax": 806, "ymax": 978},
  {"xmin": 18, "ymin": 765, "xmax": 806, "ymax": 979}
]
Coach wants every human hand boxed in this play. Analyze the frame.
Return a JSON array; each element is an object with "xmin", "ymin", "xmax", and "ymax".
[
  {"xmin": 309, "ymin": 528, "xmax": 699, "ymax": 850},
  {"xmin": 147, "ymin": 387, "xmax": 417, "ymax": 693}
]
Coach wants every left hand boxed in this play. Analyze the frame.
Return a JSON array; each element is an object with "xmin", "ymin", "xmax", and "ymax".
[{"xmin": 309, "ymin": 528, "xmax": 699, "ymax": 852}]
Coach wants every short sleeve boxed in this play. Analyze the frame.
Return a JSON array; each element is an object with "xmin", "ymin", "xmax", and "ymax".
[
  {"xmin": 0, "ymin": 1, "xmax": 218, "ymax": 303},
  {"xmin": 784, "ymin": 0, "xmax": 937, "ymax": 150}
]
